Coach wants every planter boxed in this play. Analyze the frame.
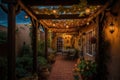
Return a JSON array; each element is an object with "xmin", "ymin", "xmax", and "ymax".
[
  {"xmin": 51, "ymin": 58, "xmax": 56, "ymax": 64},
  {"xmin": 73, "ymin": 72, "xmax": 80, "ymax": 80},
  {"xmin": 81, "ymin": 75, "xmax": 94, "ymax": 80},
  {"xmin": 19, "ymin": 75, "xmax": 38, "ymax": 80},
  {"xmin": 40, "ymin": 68, "xmax": 50, "ymax": 79}
]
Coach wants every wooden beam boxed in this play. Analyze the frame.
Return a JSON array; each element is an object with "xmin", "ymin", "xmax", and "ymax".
[
  {"xmin": 48, "ymin": 27, "xmax": 79, "ymax": 29},
  {"xmin": 0, "ymin": 4, "xmax": 8, "ymax": 13},
  {"xmin": 45, "ymin": 28, "xmax": 48, "ymax": 59},
  {"xmin": 2, "ymin": 0, "xmax": 16, "ymax": 3},
  {"xmin": 21, "ymin": 0, "xmax": 80, "ymax": 6},
  {"xmin": 31, "ymin": 18, "xmax": 38, "ymax": 73},
  {"xmin": 56, "ymin": 32, "xmax": 79, "ymax": 34},
  {"xmin": 52, "ymin": 29, "xmax": 78, "ymax": 33},
  {"xmin": 49, "ymin": 28, "xmax": 77, "ymax": 32},
  {"xmin": 87, "ymin": 2, "xmax": 110, "ymax": 22},
  {"xmin": 40, "ymin": 21, "xmax": 49, "ymax": 29},
  {"xmin": 7, "ymin": 3, "xmax": 16, "ymax": 80},
  {"xmin": 15, "ymin": 5, "xmax": 22, "ymax": 15},
  {"xmin": 87, "ymin": 0, "xmax": 108, "ymax": 5},
  {"xmin": 18, "ymin": 0, "xmax": 37, "ymax": 21},
  {"xmin": 95, "ymin": 12, "xmax": 108, "ymax": 80},
  {"xmin": 37, "ymin": 14, "xmax": 87, "ymax": 19}
]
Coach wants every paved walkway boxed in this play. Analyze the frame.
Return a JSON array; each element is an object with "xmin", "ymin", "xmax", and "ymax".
[{"xmin": 48, "ymin": 54, "xmax": 76, "ymax": 80}]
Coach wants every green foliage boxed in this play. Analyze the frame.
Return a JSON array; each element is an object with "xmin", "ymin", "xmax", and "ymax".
[
  {"xmin": 0, "ymin": 31, "xmax": 7, "ymax": 44},
  {"xmin": 16, "ymin": 44, "xmax": 33, "ymax": 78},
  {"xmin": 0, "ymin": 57, "xmax": 7, "ymax": 80},
  {"xmin": 77, "ymin": 60, "xmax": 97, "ymax": 77},
  {"xmin": 38, "ymin": 41, "xmax": 45, "ymax": 56},
  {"xmin": 48, "ymin": 53, "xmax": 56, "ymax": 63},
  {"xmin": 20, "ymin": 43, "xmax": 32, "ymax": 56},
  {"xmin": 37, "ymin": 56, "xmax": 47, "ymax": 67}
]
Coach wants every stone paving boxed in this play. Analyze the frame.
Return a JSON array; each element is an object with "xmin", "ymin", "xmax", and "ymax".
[{"xmin": 48, "ymin": 54, "xmax": 77, "ymax": 80}]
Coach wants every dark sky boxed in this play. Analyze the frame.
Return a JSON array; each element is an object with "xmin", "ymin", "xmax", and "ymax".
[{"xmin": 0, "ymin": 1, "xmax": 30, "ymax": 27}]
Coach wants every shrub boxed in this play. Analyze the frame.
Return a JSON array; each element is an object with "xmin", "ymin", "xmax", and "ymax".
[
  {"xmin": 37, "ymin": 56, "xmax": 47, "ymax": 68},
  {"xmin": 38, "ymin": 41, "xmax": 45, "ymax": 57},
  {"xmin": 0, "ymin": 31, "xmax": 7, "ymax": 44},
  {"xmin": 0, "ymin": 57, "xmax": 7, "ymax": 80},
  {"xmin": 16, "ymin": 44, "xmax": 33, "ymax": 78},
  {"xmin": 77, "ymin": 60, "xmax": 97, "ymax": 78}
]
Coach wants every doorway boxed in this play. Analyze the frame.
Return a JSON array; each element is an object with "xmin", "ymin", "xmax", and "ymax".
[{"xmin": 57, "ymin": 37, "xmax": 63, "ymax": 52}]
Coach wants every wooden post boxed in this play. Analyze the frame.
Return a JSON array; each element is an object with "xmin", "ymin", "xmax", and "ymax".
[
  {"xmin": 7, "ymin": 3, "xmax": 16, "ymax": 80},
  {"xmin": 31, "ymin": 19, "xmax": 38, "ymax": 73},
  {"xmin": 96, "ymin": 12, "xmax": 109, "ymax": 80},
  {"xmin": 45, "ymin": 28, "xmax": 48, "ymax": 59}
]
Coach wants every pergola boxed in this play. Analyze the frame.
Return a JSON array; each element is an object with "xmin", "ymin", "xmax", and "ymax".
[{"xmin": 0, "ymin": 0, "xmax": 112, "ymax": 80}]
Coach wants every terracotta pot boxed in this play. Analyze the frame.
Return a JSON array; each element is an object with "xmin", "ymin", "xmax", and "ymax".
[
  {"xmin": 40, "ymin": 68, "xmax": 50, "ymax": 79},
  {"xmin": 81, "ymin": 75, "xmax": 94, "ymax": 80}
]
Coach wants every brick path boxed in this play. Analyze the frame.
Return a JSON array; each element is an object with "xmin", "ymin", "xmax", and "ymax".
[{"xmin": 48, "ymin": 54, "xmax": 76, "ymax": 80}]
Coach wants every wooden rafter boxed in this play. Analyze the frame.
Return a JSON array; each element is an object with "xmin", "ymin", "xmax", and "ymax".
[
  {"xmin": 36, "ymin": 14, "xmax": 87, "ymax": 19},
  {"xmin": 18, "ymin": 0, "xmax": 37, "ymax": 21},
  {"xmin": 48, "ymin": 26, "xmax": 78, "ymax": 29},
  {"xmin": 17, "ymin": 0, "xmax": 111, "ymax": 34},
  {"xmin": 21, "ymin": 0, "xmax": 80, "ymax": 6},
  {"xmin": 40, "ymin": 20, "xmax": 50, "ymax": 29},
  {"xmin": 0, "ymin": 4, "xmax": 8, "ymax": 13},
  {"xmin": 51, "ymin": 28, "xmax": 78, "ymax": 32},
  {"xmin": 53, "ymin": 30, "xmax": 79, "ymax": 33},
  {"xmin": 15, "ymin": 4, "xmax": 22, "ymax": 15},
  {"xmin": 87, "ymin": 2, "xmax": 110, "ymax": 22},
  {"xmin": 49, "ymin": 28, "xmax": 77, "ymax": 31},
  {"xmin": 41, "ymin": 19, "xmax": 87, "ymax": 29},
  {"xmin": 56, "ymin": 32, "xmax": 79, "ymax": 35}
]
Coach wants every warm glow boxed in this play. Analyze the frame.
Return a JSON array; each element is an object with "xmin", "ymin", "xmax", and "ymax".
[
  {"xmin": 63, "ymin": 34, "xmax": 72, "ymax": 39},
  {"xmin": 85, "ymin": 8, "xmax": 91, "ymax": 14},
  {"xmin": 53, "ymin": 24, "xmax": 56, "ymax": 26},
  {"xmin": 53, "ymin": 10, "xmax": 57, "ymax": 13},
  {"xmin": 66, "ymin": 25, "xmax": 69, "ymax": 28},
  {"xmin": 24, "ymin": 15, "xmax": 29, "ymax": 19},
  {"xmin": 86, "ymin": 22, "xmax": 89, "ymax": 25},
  {"xmin": 35, "ymin": 11, "xmax": 39, "ymax": 14},
  {"xmin": 109, "ymin": 22, "xmax": 115, "ymax": 33}
]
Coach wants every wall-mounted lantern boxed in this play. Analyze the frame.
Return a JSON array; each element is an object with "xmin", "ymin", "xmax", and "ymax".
[{"xmin": 109, "ymin": 22, "xmax": 115, "ymax": 34}]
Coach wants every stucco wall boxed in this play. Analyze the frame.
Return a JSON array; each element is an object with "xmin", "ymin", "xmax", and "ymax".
[
  {"xmin": 16, "ymin": 24, "xmax": 31, "ymax": 54},
  {"xmin": 104, "ymin": 1, "xmax": 120, "ymax": 79},
  {"xmin": 74, "ymin": 23, "xmax": 97, "ymax": 60}
]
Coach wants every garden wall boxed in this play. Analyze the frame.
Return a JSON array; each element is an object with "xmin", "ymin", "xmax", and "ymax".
[{"xmin": 16, "ymin": 24, "xmax": 31, "ymax": 55}]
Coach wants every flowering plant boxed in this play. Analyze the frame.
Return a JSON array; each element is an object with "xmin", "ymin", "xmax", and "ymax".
[
  {"xmin": 77, "ymin": 59, "xmax": 97, "ymax": 79},
  {"xmin": 73, "ymin": 64, "xmax": 80, "ymax": 80}
]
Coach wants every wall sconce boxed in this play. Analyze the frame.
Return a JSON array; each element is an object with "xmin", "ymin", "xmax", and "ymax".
[{"xmin": 109, "ymin": 22, "xmax": 115, "ymax": 34}]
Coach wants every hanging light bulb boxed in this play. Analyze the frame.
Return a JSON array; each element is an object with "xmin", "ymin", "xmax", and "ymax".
[
  {"xmin": 66, "ymin": 25, "xmax": 69, "ymax": 28},
  {"xmin": 87, "ymin": 22, "xmax": 89, "ymax": 25},
  {"xmin": 53, "ymin": 24, "xmax": 56, "ymax": 26},
  {"xmin": 53, "ymin": 10, "xmax": 57, "ymax": 14},
  {"xmin": 24, "ymin": 15, "xmax": 29, "ymax": 19},
  {"xmin": 85, "ymin": 8, "xmax": 91, "ymax": 15}
]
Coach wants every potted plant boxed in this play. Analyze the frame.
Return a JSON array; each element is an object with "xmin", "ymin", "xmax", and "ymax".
[
  {"xmin": 37, "ymin": 56, "xmax": 50, "ymax": 80},
  {"xmin": 48, "ymin": 53, "xmax": 56, "ymax": 64},
  {"xmin": 77, "ymin": 59, "xmax": 97, "ymax": 80},
  {"xmin": 73, "ymin": 64, "xmax": 80, "ymax": 80}
]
